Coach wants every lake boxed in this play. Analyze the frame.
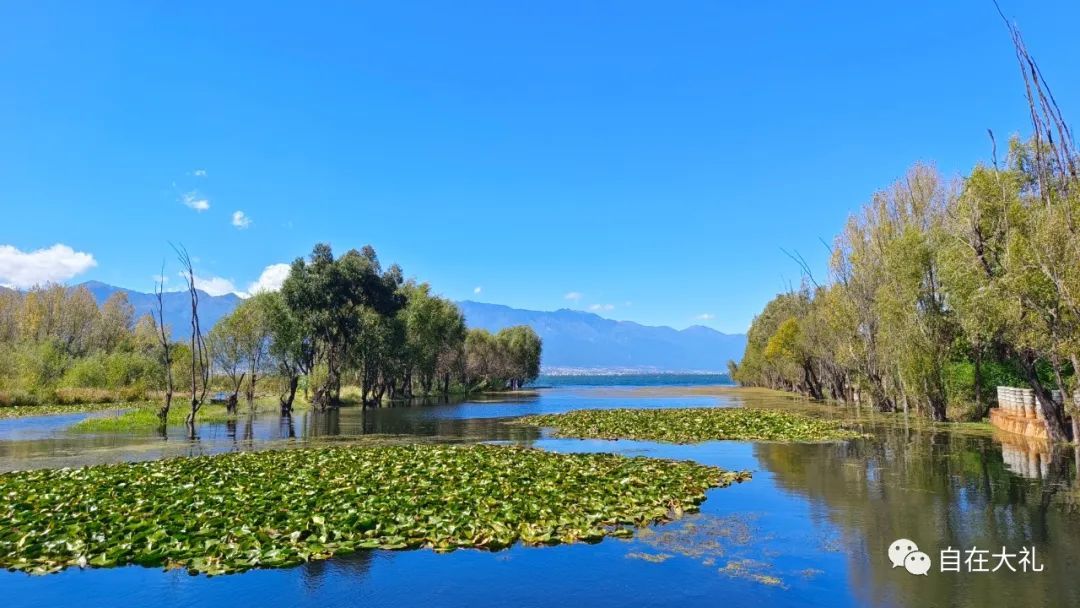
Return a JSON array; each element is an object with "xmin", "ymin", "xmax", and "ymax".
[{"xmin": 2, "ymin": 377, "xmax": 1077, "ymax": 607}]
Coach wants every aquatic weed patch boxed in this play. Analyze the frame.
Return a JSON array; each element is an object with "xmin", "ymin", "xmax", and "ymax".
[
  {"xmin": 0, "ymin": 402, "xmax": 131, "ymax": 420},
  {"xmin": 68, "ymin": 404, "xmax": 232, "ymax": 433},
  {"xmin": 518, "ymin": 407, "xmax": 865, "ymax": 443},
  {"xmin": 68, "ymin": 400, "xmax": 309, "ymax": 433},
  {"xmin": 0, "ymin": 444, "xmax": 747, "ymax": 575}
]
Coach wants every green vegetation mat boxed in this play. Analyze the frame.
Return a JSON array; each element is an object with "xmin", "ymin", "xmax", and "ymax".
[
  {"xmin": 0, "ymin": 444, "xmax": 748, "ymax": 575},
  {"xmin": 517, "ymin": 407, "xmax": 866, "ymax": 443},
  {"xmin": 67, "ymin": 400, "xmax": 309, "ymax": 433},
  {"xmin": 0, "ymin": 402, "xmax": 132, "ymax": 420}
]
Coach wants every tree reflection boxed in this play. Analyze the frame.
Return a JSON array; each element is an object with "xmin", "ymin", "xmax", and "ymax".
[{"xmin": 754, "ymin": 424, "xmax": 1080, "ymax": 607}]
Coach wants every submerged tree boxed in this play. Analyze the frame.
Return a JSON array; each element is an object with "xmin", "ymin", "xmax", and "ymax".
[
  {"xmin": 154, "ymin": 269, "xmax": 173, "ymax": 426},
  {"xmin": 208, "ymin": 313, "xmax": 246, "ymax": 415},
  {"xmin": 262, "ymin": 291, "xmax": 311, "ymax": 416},
  {"xmin": 176, "ymin": 246, "xmax": 210, "ymax": 432}
]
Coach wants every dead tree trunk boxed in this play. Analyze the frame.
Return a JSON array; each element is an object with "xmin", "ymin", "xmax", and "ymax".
[
  {"xmin": 176, "ymin": 246, "xmax": 209, "ymax": 436},
  {"xmin": 154, "ymin": 269, "xmax": 173, "ymax": 430}
]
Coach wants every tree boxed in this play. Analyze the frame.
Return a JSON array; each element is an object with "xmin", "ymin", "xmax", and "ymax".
[
  {"xmin": 153, "ymin": 272, "xmax": 174, "ymax": 426},
  {"xmin": 281, "ymin": 243, "xmax": 403, "ymax": 408},
  {"xmin": 208, "ymin": 313, "xmax": 246, "ymax": 415},
  {"xmin": 220, "ymin": 294, "xmax": 273, "ymax": 409},
  {"xmin": 96, "ymin": 292, "xmax": 134, "ymax": 352},
  {"xmin": 262, "ymin": 291, "xmax": 311, "ymax": 415},
  {"xmin": 176, "ymin": 247, "xmax": 209, "ymax": 432},
  {"xmin": 497, "ymin": 326, "xmax": 542, "ymax": 390},
  {"xmin": 400, "ymin": 282, "xmax": 467, "ymax": 396}
]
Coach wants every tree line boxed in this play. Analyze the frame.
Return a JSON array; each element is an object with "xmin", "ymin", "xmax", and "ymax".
[
  {"xmin": 731, "ymin": 23, "xmax": 1080, "ymax": 441},
  {"xmin": 208, "ymin": 243, "xmax": 542, "ymax": 414},
  {"xmin": 0, "ymin": 283, "xmax": 161, "ymax": 403},
  {"xmin": 0, "ymin": 243, "xmax": 542, "ymax": 419}
]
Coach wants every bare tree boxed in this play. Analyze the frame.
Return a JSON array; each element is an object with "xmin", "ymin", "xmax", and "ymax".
[
  {"xmin": 154, "ymin": 265, "xmax": 173, "ymax": 428},
  {"xmin": 175, "ymin": 245, "xmax": 210, "ymax": 433}
]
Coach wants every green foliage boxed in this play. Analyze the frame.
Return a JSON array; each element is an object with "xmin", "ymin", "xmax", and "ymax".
[
  {"xmin": 495, "ymin": 325, "xmax": 542, "ymax": 389},
  {"xmin": 736, "ymin": 145, "xmax": 1080, "ymax": 434},
  {"xmin": 0, "ymin": 286, "xmax": 161, "ymax": 400},
  {"xmin": 519, "ymin": 407, "xmax": 865, "ymax": 443},
  {"xmin": 0, "ymin": 444, "xmax": 747, "ymax": 575},
  {"xmin": 0, "ymin": 243, "xmax": 542, "ymax": 410},
  {"xmin": 463, "ymin": 326, "xmax": 542, "ymax": 391},
  {"xmin": 69, "ymin": 402, "xmax": 235, "ymax": 432}
]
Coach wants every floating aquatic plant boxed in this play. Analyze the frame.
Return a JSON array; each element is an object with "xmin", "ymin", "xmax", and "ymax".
[
  {"xmin": 0, "ymin": 402, "xmax": 131, "ymax": 420},
  {"xmin": 517, "ymin": 407, "xmax": 865, "ymax": 443},
  {"xmin": 0, "ymin": 444, "xmax": 748, "ymax": 575}
]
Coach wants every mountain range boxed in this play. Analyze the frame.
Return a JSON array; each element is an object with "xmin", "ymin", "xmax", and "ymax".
[
  {"xmin": 456, "ymin": 301, "xmax": 745, "ymax": 373},
  {"xmin": 79, "ymin": 281, "xmax": 243, "ymax": 342},
  {"xmin": 75, "ymin": 282, "xmax": 746, "ymax": 372}
]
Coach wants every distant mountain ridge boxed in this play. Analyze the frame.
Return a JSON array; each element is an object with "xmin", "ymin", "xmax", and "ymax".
[
  {"xmin": 456, "ymin": 301, "xmax": 745, "ymax": 372},
  {"xmin": 78, "ymin": 281, "xmax": 243, "ymax": 342},
  {"xmin": 74, "ymin": 283, "xmax": 746, "ymax": 372}
]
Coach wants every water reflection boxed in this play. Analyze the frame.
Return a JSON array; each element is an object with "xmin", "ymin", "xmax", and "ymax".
[
  {"xmin": 995, "ymin": 429, "xmax": 1052, "ymax": 479},
  {"xmin": 2, "ymin": 387, "xmax": 1079, "ymax": 608},
  {"xmin": 755, "ymin": 425, "xmax": 1080, "ymax": 607},
  {"xmin": 0, "ymin": 389, "xmax": 723, "ymax": 471}
]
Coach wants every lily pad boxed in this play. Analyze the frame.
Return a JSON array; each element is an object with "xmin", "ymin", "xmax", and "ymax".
[
  {"xmin": 516, "ymin": 407, "xmax": 865, "ymax": 443},
  {"xmin": 0, "ymin": 444, "xmax": 748, "ymax": 575}
]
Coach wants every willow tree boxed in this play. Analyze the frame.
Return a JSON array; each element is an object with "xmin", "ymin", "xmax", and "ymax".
[
  {"xmin": 497, "ymin": 325, "xmax": 542, "ymax": 390},
  {"xmin": 208, "ymin": 313, "xmax": 246, "ymax": 415},
  {"xmin": 400, "ymin": 282, "xmax": 467, "ymax": 396}
]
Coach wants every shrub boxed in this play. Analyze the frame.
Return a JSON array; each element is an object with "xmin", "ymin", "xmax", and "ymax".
[
  {"xmin": 103, "ymin": 351, "xmax": 160, "ymax": 389},
  {"xmin": 0, "ymin": 390, "xmax": 40, "ymax": 407},
  {"xmin": 61, "ymin": 355, "xmax": 109, "ymax": 389},
  {"xmin": 116, "ymin": 386, "xmax": 149, "ymax": 402},
  {"xmin": 52, "ymin": 388, "xmax": 115, "ymax": 405}
]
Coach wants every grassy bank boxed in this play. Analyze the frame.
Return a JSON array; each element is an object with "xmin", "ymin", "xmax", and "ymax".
[
  {"xmin": 0, "ymin": 444, "xmax": 749, "ymax": 575},
  {"xmin": 517, "ymin": 407, "xmax": 866, "ymax": 443}
]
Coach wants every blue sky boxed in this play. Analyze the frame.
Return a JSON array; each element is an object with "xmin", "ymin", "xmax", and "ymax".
[{"xmin": 1, "ymin": 1, "xmax": 1078, "ymax": 334}]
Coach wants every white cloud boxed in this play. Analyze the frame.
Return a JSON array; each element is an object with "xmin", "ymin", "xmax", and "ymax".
[
  {"xmin": 193, "ymin": 169, "xmax": 208, "ymax": 177},
  {"xmin": 174, "ymin": 263, "xmax": 290, "ymax": 299},
  {"xmin": 589, "ymin": 303, "xmax": 615, "ymax": 312},
  {"xmin": 179, "ymin": 272, "xmax": 238, "ymax": 297},
  {"xmin": 246, "ymin": 263, "xmax": 291, "ymax": 295},
  {"xmin": 695, "ymin": 313, "xmax": 716, "ymax": 321},
  {"xmin": 0, "ymin": 244, "xmax": 97, "ymax": 288},
  {"xmin": 182, "ymin": 191, "xmax": 210, "ymax": 212},
  {"xmin": 564, "ymin": 291, "xmax": 583, "ymax": 301},
  {"xmin": 473, "ymin": 286, "xmax": 482, "ymax": 294},
  {"xmin": 232, "ymin": 210, "xmax": 252, "ymax": 229}
]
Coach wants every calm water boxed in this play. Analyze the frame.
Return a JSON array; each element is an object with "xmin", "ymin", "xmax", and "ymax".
[{"xmin": 2, "ymin": 377, "xmax": 1078, "ymax": 607}]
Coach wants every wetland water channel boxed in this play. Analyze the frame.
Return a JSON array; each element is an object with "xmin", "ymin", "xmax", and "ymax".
[{"xmin": 2, "ymin": 380, "xmax": 1078, "ymax": 607}]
